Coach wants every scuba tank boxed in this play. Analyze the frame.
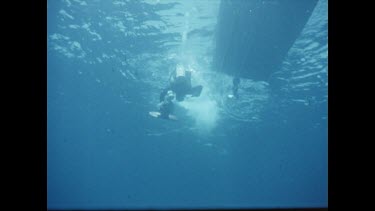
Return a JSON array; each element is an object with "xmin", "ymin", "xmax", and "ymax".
[{"xmin": 176, "ymin": 64, "xmax": 186, "ymax": 78}]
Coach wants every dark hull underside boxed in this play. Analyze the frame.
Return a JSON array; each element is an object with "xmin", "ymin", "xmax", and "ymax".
[{"xmin": 213, "ymin": 0, "xmax": 318, "ymax": 81}]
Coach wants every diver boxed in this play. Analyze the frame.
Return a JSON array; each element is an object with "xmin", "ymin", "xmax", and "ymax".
[
  {"xmin": 228, "ymin": 76, "xmax": 240, "ymax": 99},
  {"xmin": 160, "ymin": 64, "xmax": 203, "ymax": 102},
  {"xmin": 158, "ymin": 90, "xmax": 175, "ymax": 119},
  {"xmin": 232, "ymin": 77, "xmax": 240, "ymax": 98}
]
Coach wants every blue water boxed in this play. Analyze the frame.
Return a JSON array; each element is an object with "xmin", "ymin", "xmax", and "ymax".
[{"xmin": 47, "ymin": 0, "xmax": 328, "ymax": 209}]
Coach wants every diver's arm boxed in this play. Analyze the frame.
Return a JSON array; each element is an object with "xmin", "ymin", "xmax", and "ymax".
[
  {"xmin": 170, "ymin": 102, "xmax": 174, "ymax": 113},
  {"xmin": 159, "ymin": 87, "xmax": 170, "ymax": 102}
]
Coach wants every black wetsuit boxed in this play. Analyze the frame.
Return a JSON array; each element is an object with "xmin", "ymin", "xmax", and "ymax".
[
  {"xmin": 160, "ymin": 73, "xmax": 203, "ymax": 102},
  {"xmin": 159, "ymin": 100, "xmax": 174, "ymax": 119},
  {"xmin": 232, "ymin": 77, "xmax": 240, "ymax": 98}
]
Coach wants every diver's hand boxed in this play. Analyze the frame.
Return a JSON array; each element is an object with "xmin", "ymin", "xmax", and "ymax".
[{"xmin": 157, "ymin": 102, "xmax": 163, "ymax": 109}]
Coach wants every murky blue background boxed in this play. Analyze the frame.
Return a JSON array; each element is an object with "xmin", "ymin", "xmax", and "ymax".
[{"xmin": 47, "ymin": 0, "xmax": 327, "ymax": 209}]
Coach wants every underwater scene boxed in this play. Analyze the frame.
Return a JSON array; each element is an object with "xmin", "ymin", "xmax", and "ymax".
[{"xmin": 47, "ymin": 0, "xmax": 328, "ymax": 209}]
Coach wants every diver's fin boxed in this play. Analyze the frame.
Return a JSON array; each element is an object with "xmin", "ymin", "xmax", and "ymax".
[
  {"xmin": 149, "ymin": 111, "xmax": 161, "ymax": 118},
  {"xmin": 168, "ymin": 114, "xmax": 178, "ymax": 121},
  {"xmin": 190, "ymin": 85, "xmax": 203, "ymax": 97},
  {"xmin": 149, "ymin": 111, "xmax": 177, "ymax": 121}
]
